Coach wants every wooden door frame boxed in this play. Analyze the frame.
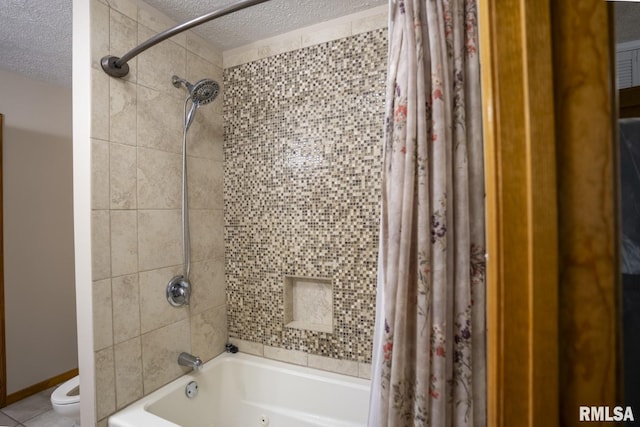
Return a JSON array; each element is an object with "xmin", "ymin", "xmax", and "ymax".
[
  {"xmin": 480, "ymin": 0, "xmax": 620, "ymax": 425},
  {"xmin": 479, "ymin": 0, "xmax": 559, "ymax": 424}
]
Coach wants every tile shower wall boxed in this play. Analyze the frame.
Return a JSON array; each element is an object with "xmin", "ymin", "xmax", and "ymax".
[
  {"xmin": 90, "ymin": 0, "xmax": 226, "ymax": 423},
  {"xmin": 224, "ymin": 28, "xmax": 387, "ymax": 369}
]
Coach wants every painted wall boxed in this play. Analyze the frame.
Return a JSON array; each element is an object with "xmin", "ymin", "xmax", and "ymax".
[
  {"xmin": 89, "ymin": 0, "xmax": 226, "ymax": 423},
  {"xmin": 223, "ymin": 24, "xmax": 387, "ymax": 375},
  {"xmin": 0, "ymin": 68, "xmax": 77, "ymax": 394}
]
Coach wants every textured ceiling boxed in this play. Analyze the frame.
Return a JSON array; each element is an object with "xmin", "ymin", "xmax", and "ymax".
[
  {"xmin": 5, "ymin": 0, "xmax": 636, "ymax": 89},
  {"xmin": 0, "ymin": 0, "xmax": 72, "ymax": 87},
  {"xmin": 0, "ymin": 0, "xmax": 386, "ymax": 87}
]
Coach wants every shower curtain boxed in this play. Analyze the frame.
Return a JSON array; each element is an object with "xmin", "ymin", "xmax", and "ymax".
[{"xmin": 369, "ymin": 0, "xmax": 485, "ymax": 425}]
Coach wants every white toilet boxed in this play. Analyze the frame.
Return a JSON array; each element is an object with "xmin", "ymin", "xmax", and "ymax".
[{"xmin": 51, "ymin": 375, "xmax": 80, "ymax": 423}]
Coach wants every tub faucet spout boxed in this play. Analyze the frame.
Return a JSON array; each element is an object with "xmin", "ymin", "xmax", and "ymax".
[{"xmin": 178, "ymin": 352, "xmax": 202, "ymax": 371}]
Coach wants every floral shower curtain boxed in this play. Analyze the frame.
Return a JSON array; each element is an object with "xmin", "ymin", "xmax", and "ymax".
[{"xmin": 369, "ymin": 0, "xmax": 485, "ymax": 425}]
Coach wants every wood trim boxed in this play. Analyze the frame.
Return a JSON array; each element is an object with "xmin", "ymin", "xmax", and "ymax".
[
  {"xmin": 0, "ymin": 114, "xmax": 5, "ymax": 408},
  {"xmin": 480, "ymin": 0, "xmax": 620, "ymax": 425},
  {"xmin": 551, "ymin": 1, "xmax": 621, "ymax": 424},
  {"xmin": 5, "ymin": 368, "xmax": 78, "ymax": 406},
  {"xmin": 478, "ymin": 0, "xmax": 559, "ymax": 425}
]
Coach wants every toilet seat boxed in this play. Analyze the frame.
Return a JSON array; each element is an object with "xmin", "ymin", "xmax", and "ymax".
[{"xmin": 51, "ymin": 376, "xmax": 80, "ymax": 406}]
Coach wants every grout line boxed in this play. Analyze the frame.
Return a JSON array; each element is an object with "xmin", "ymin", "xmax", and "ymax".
[{"xmin": 0, "ymin": 409, "xmax": 21, "ymax": 425}]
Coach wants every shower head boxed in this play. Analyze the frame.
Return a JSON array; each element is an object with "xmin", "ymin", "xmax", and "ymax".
[
  {"xmin": 172, "ymin": 75, "xmax": 219, "ymax": 105},
  {"xmin": 190, "ymin": 79, "xmax": 219, "ymax": 105},
  {"xmin": 172, "ymin": 75, "xmax": 219, "ymax": 132}
]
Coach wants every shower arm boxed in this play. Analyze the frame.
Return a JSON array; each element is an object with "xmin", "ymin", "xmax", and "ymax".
[{"xmin": 101, "ymin": 0, "xmax": 272, "ymax": 78}]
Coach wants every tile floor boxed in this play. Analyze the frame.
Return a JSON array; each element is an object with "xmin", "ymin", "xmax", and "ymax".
[{"xmin": 0, "ymin": 387, "xmax": 77, "ymax": 427}]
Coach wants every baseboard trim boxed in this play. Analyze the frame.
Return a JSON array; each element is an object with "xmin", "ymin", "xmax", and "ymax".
[{"xmin": 5, "ymin": 368, "xmax": 79, "ymax": 406}]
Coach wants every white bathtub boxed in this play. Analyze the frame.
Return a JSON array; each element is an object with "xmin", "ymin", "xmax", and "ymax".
[{"xmin": 108, "ymin": 352, "xmax": 371, "ymax": 427}]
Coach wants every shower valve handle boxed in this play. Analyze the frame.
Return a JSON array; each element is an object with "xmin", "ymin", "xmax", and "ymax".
[{"xmin": 167, "ymin": 275, "xmax": 191, "ymax": 307}]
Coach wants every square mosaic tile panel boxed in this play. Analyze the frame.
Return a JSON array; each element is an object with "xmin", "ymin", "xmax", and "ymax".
[{"xmin": 224, "ymin": 28, "xmax": 387, "ymax": 363}]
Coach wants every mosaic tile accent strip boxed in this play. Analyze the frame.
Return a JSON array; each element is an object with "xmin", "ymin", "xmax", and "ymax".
[{"xmin": 224, "ymin": 29, "xmax": 387, "ymax": 363}]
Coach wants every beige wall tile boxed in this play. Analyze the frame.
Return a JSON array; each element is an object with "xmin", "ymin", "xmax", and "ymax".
[
  {"xmin": 109, "ymin": 9, "xmax": 138, "ymax": 83},
  {"xmin": 189, "ymin": 89, "xmax": 222, "ymax": 142},
  {"xmin": 187, "ymin": 156, "xmax": 220, "ymax": 210},
  {"xmin": 138, "ymin": 5, "xmax": 185, "ymax": 47},
  {"xmin": 302, "ymin": 22, "xmax": 351, "ymax": 48},
  {"xmin": 358, "ymin": 362, "xmax": 372, "ymax": 380},
  {"xmin": 189, "ymin": 209, "xmax": 221, "ymax": 261},
  {"xmin": 351, "ymin": 6, "xmax": 388, "ymax": 35},
  {"xmin": 210, "ymin": 120, "xmax": 223, "ymax": 162},
  {"xmin": 138, "ymin": 25, "xmax": 186, "ymax": 97},
  {"xmin": 139, "ymin": 265, "xmax": 187, "ymax": 334},
  {"xmin": 92, "ymin": 140, "xmax": 109, "ymax": 210},
  {"xmin": 211, "ymin": 89, "xmax": 223, "ymax": 116},
  {"xmin": 189, "ymin": 257, "xmax": 225, "ymax": 315},
  {"xmin": 191, "ymin": 305, "xmax": 227, "ymax": 362},
  {"xmin": 263, "ymin": 346, "xmax": 308, "ymax": 366},
  {"xmin": 92, "ymin": 210, "xmax": 111, "ymax": 280},
  {"xmin": 109, "ymin": 79, "xmax": 137, "ymax": 146},
  {"xmin": 186, "ymin": 51, "xmax": 221, "ymax": 89},
  {"xmin": 186, "ymin": 32, "xmax": 222, "ymax": 67},
  {"xmin": 284, "ymin": 286, "xmax": 294, "ymax": 325},
  {"xmin": 187, "ymin": 112, "xmax": 222, "ymax": 161},
  {"xmin": 223, "ymin": 46, "xmax": 261, "ymax": 69},
  {"xmin": 112, "ymin": 273, "xmax": 140, "ymax": 344},
  {"xmin": 141, "ymin": 319, "xmax": 191, "ymax": 393},
  {"xmin": 110, "ymin": 143, "xmax": 137, "ymax": 209},
  {"xmin": 95, "ymin": 347, "xmax": 116, "ymax": 420},
  {"xmin": 137, "ymin": 147, "xmax": 181, "ymax": 209},
  {"xmin": 114, "ymin": 337, "xmax": 143, "ymax": 409},
  {"xmin": 110, "ymin": 210, "xmax": 138, "ymax": 276},
  {"xmin": 91, "ymin": 0, "xmax": 110, "ymax": 70},
  {"xmin": 138, "ymin": 209, "xmax": 181, "ymax": 271},
  {"xmin": 222, "ymin": 30, "xmax": 303, "ymax": 66},
  {"xmin": 308, "ymin": 354, "xmax": 358, "ymax": 377},
  {"xmin": 211, "ymin": 209, "xmax": 224, "ymax": 258},
  {"xmin": 105, "ymin": 0, "xmax": 137, "ymax": 21},
  {"xmin": 137, "ymin": 85, "xmax": 182, "ymax": 154},
  {"xmin": 291, "ymin": 278, "xmax": 332, "ymax": 326},
  {"xmin": 91, "ymin": 68, "xmax": 110, "ymax": 141},
  {"xmin": 228, "ymin": 338, "xmax": 264, "ymax": 357},
  {"xmin": 255, "ymin": 35, "xmax": 303, "ymax": 62},
  {"xmin": 93, "ymin": 279, "xmax": 113, "ymax": 351},
  {"xmin": 90, "ymin": 0, "xmax": 227, "ymax": 421}
]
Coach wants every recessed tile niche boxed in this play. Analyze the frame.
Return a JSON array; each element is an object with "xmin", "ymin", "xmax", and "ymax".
[{"xmin": 284, "ymin": 276, "xmax": 333, "ymax": 333}]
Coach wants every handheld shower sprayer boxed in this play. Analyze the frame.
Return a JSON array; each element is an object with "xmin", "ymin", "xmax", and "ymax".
[
  {"xmin": 172, "ymin": 75, "xmax": 220, "ymax": 131},
  {"xmin": 166, "ymin": 75, "xmax": 219, "ymax": 308},
  {"xmin": 172, "ymin": 76, "xmax": 220, "ymax": 104}
]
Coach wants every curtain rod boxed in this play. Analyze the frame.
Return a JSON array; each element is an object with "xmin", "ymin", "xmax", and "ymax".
[{"xmin": 101, "ymin": 0, "xmax": 272, "ymax": 78}]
